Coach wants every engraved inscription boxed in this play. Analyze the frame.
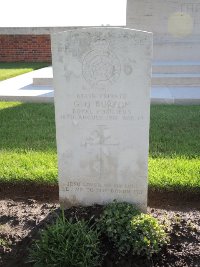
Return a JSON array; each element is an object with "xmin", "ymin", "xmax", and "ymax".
[
  {"xmin": 181, "ymin": 3, "xmax": 200, "ymax": 13},
  {"xmin": 66, "ymin": 93, "xmax": 144, "ymax": 122},
  {"xmin": 82, "ymin": 41, "xmax": 121, "ymax": 89},
  {"xmin": 181, "ymin": 3, "xmax": 200, "ymax": 29},
  {"xmin": 124, "ymin": 64, "xmax": 133, "ymax": 75},
  {"xmin": 82, "ymin": 125, "xmax": 119, "ymax": 179},
  {"xmin": 61, "ymin": 181, "xmax": 144, "ymax": 196}
]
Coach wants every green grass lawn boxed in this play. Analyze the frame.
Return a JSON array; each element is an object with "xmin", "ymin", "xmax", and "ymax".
[
  {"xmin": 0, "ymin": 102, "xmax": 199, "ymax": 192},
  {"xmin": 0, "ymin": 62, "xmax": 49, "ymax": 81},
  {"xmin": 149, "ymin": 105, "xmax": 200, "ymax": 191}
]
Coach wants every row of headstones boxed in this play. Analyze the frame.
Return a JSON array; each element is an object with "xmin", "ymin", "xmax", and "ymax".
[{"xmin": 52, "ymin": 27, "xmax": 152, "ymax": 212}]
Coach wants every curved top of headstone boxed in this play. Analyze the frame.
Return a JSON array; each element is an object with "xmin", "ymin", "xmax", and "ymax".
[
  {"xmin": 53, "ymin": 27, "xmax": 152, "ymax": 37},
  {"xmin": 51, "ymin": 27, "xmax": 152, "ymax": 91}
]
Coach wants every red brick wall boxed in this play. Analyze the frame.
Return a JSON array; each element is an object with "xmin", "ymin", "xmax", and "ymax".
[{"xmin": 0, "ymin": 35, "xmax": 52, "ymax": 62}]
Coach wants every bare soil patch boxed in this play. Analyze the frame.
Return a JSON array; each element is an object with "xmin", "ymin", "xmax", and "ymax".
[
  {"xmin": 0, "ymin": 198, "xmax": 199, "ymax": 267},
  {"xmin": 1, "ymin": 182, "xmax": 200, "ymax": 208}
]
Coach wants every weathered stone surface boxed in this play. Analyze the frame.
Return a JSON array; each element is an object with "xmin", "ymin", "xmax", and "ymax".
[
  {"xmin": 127, "ymin": 0, "xmax": 200, "ymax": 61},
  {"xmin": 51, "ymin": 27, "xmax": 152, "ymax": 211}
]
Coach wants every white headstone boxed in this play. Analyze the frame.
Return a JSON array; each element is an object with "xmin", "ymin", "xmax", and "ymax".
[{"xmin": 51, "ymin": 27, "xmax": 152, "ymax": 211}]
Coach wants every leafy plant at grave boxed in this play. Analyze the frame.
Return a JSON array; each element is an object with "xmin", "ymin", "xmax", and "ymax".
[
  {"xmin": 0, "ymin": 238, "xmax": 9, "ymax": 247},
  {"xmin": 28, "ymin": 212, "xmax": 102, "ymax": 267},
  {"xmin": 97, "ymin": 201, "xmax": 168, "ymax": 257},
  {"xmin": 97, "ymin": 200, "xmax": 141, "ymax": 255},
  {"xmin": 130, "ymin": 214, "xmax": 169, "ymax": 257}
]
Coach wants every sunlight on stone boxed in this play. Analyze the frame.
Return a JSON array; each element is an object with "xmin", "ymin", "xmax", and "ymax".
[{"xmin": 168, "ymin": 12, "xmax": 193, "ymax": 38}]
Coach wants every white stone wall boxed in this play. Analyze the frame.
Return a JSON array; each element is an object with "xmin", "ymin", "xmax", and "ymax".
[
  {"xmin": 1, "ymin": 0, "xmax": 200, "ymax": 61},
  {"xmin": 127, "ymin": 0, "xmax": 200, "ymax": 60}
]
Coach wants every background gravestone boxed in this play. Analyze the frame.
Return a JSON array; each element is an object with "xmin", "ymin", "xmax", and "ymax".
[{"xmin": 51, "ymin": 27, "xmax": 152, "ymax": 211}]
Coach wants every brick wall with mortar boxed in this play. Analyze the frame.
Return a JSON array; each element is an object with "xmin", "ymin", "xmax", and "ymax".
[{"xmin": 0, "ymin": 35, "xmax": 52, "ymax": 62}]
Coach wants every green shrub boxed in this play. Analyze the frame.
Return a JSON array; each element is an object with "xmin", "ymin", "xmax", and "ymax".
[
  {"xmin": 97, "ymin": 201, "xmax": 168, "ymax": 257},
  {"xmin": 97, "ymin": 201, "xmax": 140, "ymax": 255},
  {"xmin": 29, "ymin": 213, "xmax": 101, "ymax": 267},
  {"xmin": 130, "ymin": 214, "xmax": 168, "ymax": 257}
]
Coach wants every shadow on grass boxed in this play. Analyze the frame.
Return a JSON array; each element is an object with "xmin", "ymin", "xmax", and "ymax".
[
  {"xmin": 0, "ymin": 103, "xmax": 199, "ymax": 156},
  {"xmin": 0, "ymin": 102, "xmax": 199, "ymax": 190},
  {"xmin": 0, "ymin": 102, "xmax": 56, "ymax": 152},
  {"xmin": 150, "ymin": 105, "xmax": 200, "ymax": 158}
]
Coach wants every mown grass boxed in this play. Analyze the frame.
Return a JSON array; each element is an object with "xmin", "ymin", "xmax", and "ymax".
[
  {"xmin": 0, "ymin": 62, "xmax": 49, "ymax": 81},
  {"xmin": 0, "ymin": 102, "xmax": 57, "ymax": 183},
  {"xmin": 0, "ymin": 102, "xmax": 199, "ymax": 192},
  {"xmin": 149, "ymin": 105, "xmax": 200, "ymax": 191}
]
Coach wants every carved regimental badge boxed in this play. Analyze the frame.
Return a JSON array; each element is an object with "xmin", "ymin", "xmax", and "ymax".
[{"xmin": 82, "ymin": 41, "xmax": 121, "ymax": 89}]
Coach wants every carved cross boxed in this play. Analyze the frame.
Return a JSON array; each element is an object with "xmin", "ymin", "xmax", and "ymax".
[{"xmin": 83, "ymin": 125, "xmax": 119, "ymax": 178}]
